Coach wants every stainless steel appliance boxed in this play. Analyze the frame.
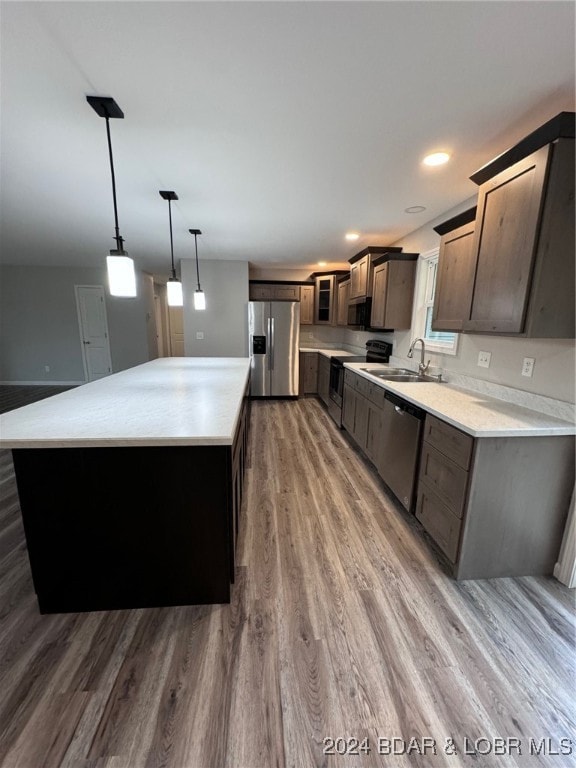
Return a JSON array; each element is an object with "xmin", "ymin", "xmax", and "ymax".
[
  {"xmin": 248, "ymin": 301, "xmax": 300, "ymax": 396},
  {"xmin": 379, "ymin": 391, "xmax": 425, "ymax": 512},
  {"xmin": 347, "ymin": 296, "xmax": 372, "ymax": 329},
  {"xmin": 328, "ymin": 339, "xmax": 392, "ymax": 425}
]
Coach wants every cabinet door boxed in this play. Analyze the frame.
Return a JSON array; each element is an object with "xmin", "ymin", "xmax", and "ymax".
[
  {"xmin": 274, "ymin": 285, "xmax": 300, "ymax": 301},
  {"xmin": 299, "ymin": 352, "xmax": 318, "ymax": 394},
  {"xmin": 318, "ymin": 356, "xmax": 330, "ymax": 405},
  {"xmin": 370, "ymin": 263, "xmax": 389, "ymax": 328},
  {"xmin": 432, "ymin": 222, "xmax": 476, "ymax": 331},
  {"xmin": 349, "ymin": 257, "xmax": 368, "ymax": 299},
  {"xmin": 416, "ymin": 485, "xmax": 462, "ymax": 564},
  {"xmin": 365, "ymin": 403, "xmax": 384, "ymax": 464},
  {"xmin": 314, "ymin": 276, "xmax": 335, "ymax": 324},
  {"xmin": 337, "ymin": 280, "xmax": 350, "ymax": 325},
  {"xmin": 353, "ymin": 395, "xmax": 369, "ymax": 450},
  {"xmin": 341, "ymin": 384, "xmax": 356, "ymax": 433},
  {"xmin": 300, "ymin": 285, "xmax": 315, "ymax": 325},
  {"xmin": 464, "ymin": 145, "xmax": 551, "ymax": 334},
  {"xmin": 249, "ymin": 284, "xmax": 274, "ymax": 300}
]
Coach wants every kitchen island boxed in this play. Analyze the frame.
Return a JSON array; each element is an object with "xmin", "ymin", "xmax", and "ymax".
[{"xmin": 0, "ymin": 358, "xmax": 251, "ymax": 613}]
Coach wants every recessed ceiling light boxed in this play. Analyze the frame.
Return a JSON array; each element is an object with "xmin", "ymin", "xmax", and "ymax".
[
  {"xmin": 423, "ymin": 152, "xmax": 450, "ymax": 166},
  {"xmin": 345, "ymin": 232, "xmax": 360, "ymax": 241},
  {"xmin": 318, "ymin": 261, "xmax": 327, "ymax": 266},
  {"xmin": 404, "ymin": 205, "xmax": 427, "ymax": 214}
]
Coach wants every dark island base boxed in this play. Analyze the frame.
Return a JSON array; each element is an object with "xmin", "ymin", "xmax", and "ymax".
[{"xmin": 12, "ymin": 445, "xmax": 234, "ymax": 613}]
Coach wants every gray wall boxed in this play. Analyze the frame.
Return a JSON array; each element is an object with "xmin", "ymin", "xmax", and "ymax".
[
  {"xmin": 182, "ymin": 259, "xmax": 249, "ymax": 357},
  {"xmin": 0, "ymin": 265, "xmax": 152, "ymax": 383}
]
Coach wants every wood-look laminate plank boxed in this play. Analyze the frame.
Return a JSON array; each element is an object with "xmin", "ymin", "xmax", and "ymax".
[{"xmin": 0, "ymin": 394, "xmax": 573, "ymax": 768}]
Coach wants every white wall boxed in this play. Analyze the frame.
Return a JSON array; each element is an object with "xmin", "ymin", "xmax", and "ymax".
[
  {"xmin": 182, "ymin": 260, "xmax": 249, "ymax": 357},
  {"xmin": 0, "ymin": 265, "xmax": 153, "ymax": 383}
]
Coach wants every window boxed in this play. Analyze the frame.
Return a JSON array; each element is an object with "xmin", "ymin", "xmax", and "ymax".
[{"xmin": 412, "ymin": 248, "xmax": 458, "ymax": 355}]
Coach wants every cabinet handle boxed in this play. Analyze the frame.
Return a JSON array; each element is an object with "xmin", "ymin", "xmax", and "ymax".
[
  {"xmin": 83, "ymin": 340, "xmax": 91, "ymax": 345},
  {"xmin": 394, "ymin": 405, "xmax": 405, "ymax": 415}
]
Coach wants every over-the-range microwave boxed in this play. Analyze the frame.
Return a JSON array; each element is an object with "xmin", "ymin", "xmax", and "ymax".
[{"xmin": 348, "ymin": 296, "xmax": 372, "ymax": 329}]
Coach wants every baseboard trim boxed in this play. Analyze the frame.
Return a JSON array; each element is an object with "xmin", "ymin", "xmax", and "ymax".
[{"xmin": 0, "ymin": 380, "xmax": 84, "ymax": 386}]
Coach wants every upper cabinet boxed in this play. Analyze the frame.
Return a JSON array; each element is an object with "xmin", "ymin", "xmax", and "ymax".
[
  {"xmin": 249, "ymin": 282, "xmax": 300, "ymax": 301},
  {"xmin": 314, "ymin": 274, "xmax": 337, "ymax": 324},
  {"xmin": 370, "ymin": 254, "xmax": 418, "ymax": 330},
  {"xmin": 336, "ymin": 278, "xmax": 350, "ymax": 326},
  {"xmin": 311, "ymin": 271, "xmax": 349, "ymax": 325},
  {"xmin": 465, "ymin": 112, "xmax": 575, "ymax": 337},
  {"xmin": 349, "ymin": 256, "xmax": 369, "ymax": 300},
  {"xmin": 300, "ymin": 285, "xmax": 315, "ymax": 325},
  {"xmin": 348, "ymin": 246, "xmax": 402, "ymax": 300},
  {"xmin": 432, "ymin": 208, "xmax": 477, "ymax": 332}
]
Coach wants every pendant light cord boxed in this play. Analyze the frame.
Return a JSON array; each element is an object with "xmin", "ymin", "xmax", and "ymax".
[
  {"xmin": 168, "ymin": 199, "xmax": 176, "ymax": 279},
  {"xmin": 194, "ymin": 233, "xmax": 201, "ymax": 291},
  {"xmin": 104, "ymin": 114, "xmax": 124, "ymax": 252}
]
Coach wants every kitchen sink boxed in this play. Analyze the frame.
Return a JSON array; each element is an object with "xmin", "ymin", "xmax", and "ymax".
[
  {"xmin": 360, "ymin": 367, "xmax": 441, "ymax": 383},
  {"xmin": 377, "ymin": 374, "xmax": 433, "ymax": 382},
  {"xmin": 360, "ymin": 367, "xmax": 416, "ymax": 376}
]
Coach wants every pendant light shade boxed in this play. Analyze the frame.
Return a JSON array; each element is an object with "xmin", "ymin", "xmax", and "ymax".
[
  {"xmin": 106, "ymin": 253, "xmax": 137, "ymax": 297},
  {"xmin": 189, "ymin": 229, "xmax": 205, "ymax": 311},
  {"xmin": 87, "ymin": 95, "xmax": 137, "ymax": 298},
  {"xmin": 159, "ymin": 191, "xmax": 183, "ymax": 307},
  {"xmin": 167, "ymin": 279, "xmax": 184, "ymax": 307}
]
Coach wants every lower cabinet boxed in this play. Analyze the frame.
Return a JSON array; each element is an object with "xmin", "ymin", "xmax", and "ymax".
[
  {"xmin": 317, "ymin": 354, "xmax": 330, "ymax": 406},
  {"xmin": 341, "ymin": 373, "xmax": 575, "ymax": 581},
  {"xmin": 299, "ymin": 351, "xmax": 318, "ymax": 394},
  {"xmin": 416, "ymin": 414, "xmax": 574, "ymax": 579},
  {"xmin": 342, "ymin": 370, "xmax": 386, "ymax": 460},
  {"xmin": 416, "ymin": 485, "xmax": 462, "ymax": 563}
]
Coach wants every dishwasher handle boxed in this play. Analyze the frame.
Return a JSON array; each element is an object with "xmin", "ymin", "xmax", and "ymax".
[{"xmin": 385, "ymin": 390, "xmax": 426, "ymax": 420}]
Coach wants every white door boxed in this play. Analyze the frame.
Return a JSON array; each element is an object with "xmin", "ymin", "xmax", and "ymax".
[
  {"xmin": 75, "ymin": 285, "xmax": 113, "ymax": 381},
  {"xmin": 168, "ymin": 305, "xmax": 185, "ymax": 356}
]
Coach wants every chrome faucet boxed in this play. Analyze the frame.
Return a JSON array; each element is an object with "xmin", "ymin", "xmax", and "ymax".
[{"xmin": 407, "ymin": 337, "xmax": 430, "ymax": 376}]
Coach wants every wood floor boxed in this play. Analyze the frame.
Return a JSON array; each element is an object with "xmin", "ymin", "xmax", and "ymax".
[{"xmin": 0, "ymin": 395, "xmax": 574, "ymax": 767}]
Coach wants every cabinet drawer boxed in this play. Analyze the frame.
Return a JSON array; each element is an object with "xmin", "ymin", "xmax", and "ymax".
[
  {"xmin": 416, "ymin": 485, "xmax": 462, "ymax": 563},
  {"xmin": 424, "ymin": 415, "xmax": 473, "ymax": 469},
  {"xmin": 356, "ymin": 375, "xmax": 372, "ymax": 398},
  {"xmin": 419, "ymin": 442, "xmax": 469, "ymax": 518},
  {"xmin": 367, "ymin": 383, "xmax": 386, "ymax": 408}
]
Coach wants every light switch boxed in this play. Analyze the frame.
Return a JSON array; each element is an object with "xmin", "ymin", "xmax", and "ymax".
[{"xmin": 196, "ymin": 331, "xmax": 204, "ymax": 340}]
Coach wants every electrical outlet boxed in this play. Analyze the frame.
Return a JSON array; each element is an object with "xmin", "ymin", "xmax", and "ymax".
[
  {"xmin": 477, "ymin": 351, "xmax": 491, "ymax": 368},
  {"xmin": 522, "ymin": 357, "xmax": 535, "ymax": 377},
  {"xmin": 44, "ymin": 365, "xmax": 50, "ymax": 373},
  {"xmin": 196, "ymin": 331, "xmax": 204, "ymax": 340}
]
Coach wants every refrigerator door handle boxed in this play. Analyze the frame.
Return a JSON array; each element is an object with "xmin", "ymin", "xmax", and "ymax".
[{"xmin": 270, "ymin": 317, "xmax": 275, "ymax": 370}]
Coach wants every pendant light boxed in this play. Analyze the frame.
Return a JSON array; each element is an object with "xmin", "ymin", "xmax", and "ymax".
[
  {"xmin": 159, "ymin": 191, "xmax": 183, "ymax": 306},
  {"xmin": 87, "ymin": 95, "xmax": 137, "ymax": 297},
  {"xmin": 189, "ymin": 229, "xmax": 205, "ymax": 310}
]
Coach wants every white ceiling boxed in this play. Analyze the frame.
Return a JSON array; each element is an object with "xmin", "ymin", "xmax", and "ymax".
[{"xmin": 1, "ymin": 1, "xmax": 574, "ymax": 278}]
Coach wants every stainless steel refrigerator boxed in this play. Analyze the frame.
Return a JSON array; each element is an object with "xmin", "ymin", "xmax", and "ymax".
[{"xmin": 248, "ymin": 301, "xmax": 300, "ymax": 396}]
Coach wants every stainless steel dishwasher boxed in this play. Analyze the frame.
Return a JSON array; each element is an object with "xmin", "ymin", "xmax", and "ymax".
[{"xmin": 379, "ymin": 390, "xmax": 426, "ymax": 512}]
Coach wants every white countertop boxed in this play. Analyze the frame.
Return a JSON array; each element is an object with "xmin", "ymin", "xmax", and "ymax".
[
  {"xmin": 344, "ymin": 362, "xmax": 576, "ymax": 438},
  {"xmin": 0, "ymin": 358, "xmax": 251, "ymax": 448},
  {"xmin": 300, "ymin": 347, "xmax": 357, "ymax": 357}
]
